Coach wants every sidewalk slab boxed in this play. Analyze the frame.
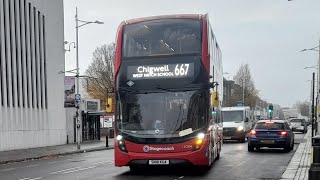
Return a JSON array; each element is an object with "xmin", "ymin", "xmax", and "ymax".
[
  {"xmin": 0, "ymin": 137, "xmax": 114, "ymax": 165},
  {"xmin": 281, "ymin": 129, "xmax": 312, "ymax": 180}
]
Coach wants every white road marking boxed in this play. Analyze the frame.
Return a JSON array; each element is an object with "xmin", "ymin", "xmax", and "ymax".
[
  {"xmin": 61, "ymin": 166, "xmax": 96, "ymax": 174},
  {"xmin": 26, "ymin": 164, "xmax": 40, "ymax": 168},
  {"xmin": 1, "ymin": 167, "xmax": 16, "ymax": 171},
  {"xmin": 48, "ymin": 161, "xmax": 58, "ymax": 164},
  {"xmin": 49, "ymin": 167, "xmax": 81, "ymax": 174},
  {"xmin": 179, "ymin": 176, "xmax": 184, "ymax": 179},
  {"xmin": 29, "ymin": 177, "xmax": 42, "ymax": 180},
  {"xmin": 20, "ymin": 177, "xmax": 42, "ymax": 180},
  {"xmin": 92, "ymin": 160, "xmax": 113, "ymax": 165}
]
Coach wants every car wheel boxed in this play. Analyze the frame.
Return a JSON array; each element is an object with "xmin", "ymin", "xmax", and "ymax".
[
  {"xmin": 284, "ymin": 143, "xmax": 291, "ymax": 152},
  {"xmin": 248, "ymin": 144, "xmax": 254, "ymax": 152},
  {"xmin": 290, "ymin": 139, "xmax": 294, "ymax": 150}
]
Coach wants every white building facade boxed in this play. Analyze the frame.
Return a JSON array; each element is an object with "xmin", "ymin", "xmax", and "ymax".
[{"xmin": 0, "ymin": 0, "xmax": 65, "ymax": 151}]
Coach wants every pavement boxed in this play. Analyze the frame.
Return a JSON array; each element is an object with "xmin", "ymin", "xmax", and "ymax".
[
  {"xmin": 281, "ymin": 128, "xmax": 312, "ymax": 180},
  {"xmin": 0, "ymin": 137, "xmax": 114, "ymax": 164}
]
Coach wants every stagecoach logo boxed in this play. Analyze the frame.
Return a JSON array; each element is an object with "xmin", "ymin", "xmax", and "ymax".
[
  {"xmin": 155, "ymin": 129, "xmax": 160, "ymax": 134},
  {"xmin": 143, "ymin": 145, "xmax": 175, "ymax": 153},
  {"xmin": 143, "ymin": 145, "xmax": 150, "ymax": 152},
  {"xmin": 127, "ymin": 80, "xmax": 134, "ymax": 87}
]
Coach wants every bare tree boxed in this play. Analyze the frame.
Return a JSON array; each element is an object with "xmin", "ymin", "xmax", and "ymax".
[
  {"xmin": 293, "ymin": 101, "xmax": 310, "ymax": 117},
  {"xmin": 231, "ymin": 64, "xmax": 258, "ymax": 108},
  {"xmin": 84, "ymin": 43, "xmax": 115, "ymax": 110}
]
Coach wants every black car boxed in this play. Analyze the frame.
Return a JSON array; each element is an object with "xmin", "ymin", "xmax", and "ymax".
[{"xmin": 248, "ymin": 120, "xmax": 294, "ymax": 152}]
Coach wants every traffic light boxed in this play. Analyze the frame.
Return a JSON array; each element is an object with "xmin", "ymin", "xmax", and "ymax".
[
  {"xmin": 106, "ymin": 98, "xmax": 113, "ymax": 113},
  {"xmin": 268, "ymin": 104, "xmax": 273, "ymax": 113}
]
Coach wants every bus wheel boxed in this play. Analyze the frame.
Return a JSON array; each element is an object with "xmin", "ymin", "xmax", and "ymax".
[
  {"xmin": 198, "ymin": 164, "xmax": 212, "ymax": 172},
  {"xmin": 129, "ymin": 165, "xmax": 141, "ymax": 173},
  {"xmin": 215, "ymin": 142, "xmax": 221, "ymax": 160}
]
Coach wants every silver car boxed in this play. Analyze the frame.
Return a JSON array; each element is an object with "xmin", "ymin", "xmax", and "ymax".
[{"xmin": 289, "ymin": 119, "xmax": 307, "ymax": 133}]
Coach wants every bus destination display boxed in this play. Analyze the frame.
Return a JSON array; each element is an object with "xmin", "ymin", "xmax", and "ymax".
[{"xmin": 127, "ymin": 63, "xmax": 194, "ymax": 80}]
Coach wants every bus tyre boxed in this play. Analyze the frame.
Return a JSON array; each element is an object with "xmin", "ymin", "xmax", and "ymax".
[
  {"xmin": 198, "ymin": 164, "xmax": 212, "ymax": 172},
  {"xmin": 129, "ymin": 165, "xmax": 141, "ymax": 173},
  {"xmin": 248, "ymin": 144, "xmax": 254, "ymax": 152},
  {"xmin": 215, "ymin": 142, "xmax": 221, "ymax": 160}
]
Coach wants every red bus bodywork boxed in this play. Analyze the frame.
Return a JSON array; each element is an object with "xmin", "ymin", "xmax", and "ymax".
[{"xmin": 114, "ymin": 14, "xmax": 222, "ymax": 168}]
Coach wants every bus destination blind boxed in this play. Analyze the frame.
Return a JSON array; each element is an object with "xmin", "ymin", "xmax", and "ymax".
[{"xmin": 127, "ymin": 63, "xmax": 194, "ymax": 80}]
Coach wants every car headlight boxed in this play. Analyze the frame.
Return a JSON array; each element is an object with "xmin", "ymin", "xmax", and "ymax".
[{"xmin": 237, "ymin": 126, "xmax": 244, "ymax": 131}]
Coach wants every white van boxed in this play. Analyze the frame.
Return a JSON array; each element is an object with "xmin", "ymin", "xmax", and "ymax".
[{"xmin": 222, "ymin": 106, "xmax": 253, "ymax": 142}]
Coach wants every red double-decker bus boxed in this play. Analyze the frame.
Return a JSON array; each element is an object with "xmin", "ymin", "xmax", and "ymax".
[{"xmin": 114, "ymin": 14, "xmax": 223, "ymax": 170}]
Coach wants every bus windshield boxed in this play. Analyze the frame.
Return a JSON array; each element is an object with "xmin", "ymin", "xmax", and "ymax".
[
  {"xmin": 222, "ymin": 111, "xmax": 243, "ymax": 122},
  {"xmin": 123, "ymin": 19, "xmax": 202, "ymax": 58},
  {"xmin": 116, "ymin": 90, "xmax": 209, "ymax": 138}
]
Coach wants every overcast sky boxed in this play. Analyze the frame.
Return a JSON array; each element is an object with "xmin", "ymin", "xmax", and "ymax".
[{"xmin": 64, "ymin": 0, "xmax": 320, "ymax": 107}]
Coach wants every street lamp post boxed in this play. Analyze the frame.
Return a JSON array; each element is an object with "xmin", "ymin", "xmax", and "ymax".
[
  {"xmin": 301, "ymin": 41, "xmax": 320, "ymax": 136},
  {"xmin": 301, "ymin": 40, "xmax": 320, "ymax": 94},
  {"xmin": 75, "ymin": 7, "xmax": 103, "ymax": 149},
  {"xmin": 242, "ymin": 80, "xmax": 245, "ymax": 106},
  {"xmin": 304, "ymin": 66, "xmax": 318, "ymax": 92}
]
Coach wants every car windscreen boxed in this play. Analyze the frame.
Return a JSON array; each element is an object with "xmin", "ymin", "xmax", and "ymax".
[
  {"xmin": 222, "ymin": 110, "xmax": 243, "ymax": 122},
  {"xmin": 255, "ymin": 122, "xmax": 284, "ymax": 130}
]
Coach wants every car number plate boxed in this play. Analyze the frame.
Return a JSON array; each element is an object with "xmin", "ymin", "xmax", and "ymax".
[
  {"xmin": 260, "ymin": 140, "xmax": 274, "ymax": 143},
  {"xmin": 149, "ymin": 160, "xmax": 169, "ymax": 165},
  {"xmin": 224, "ymin": 137, "xmax": 231, "ymax": 140}
]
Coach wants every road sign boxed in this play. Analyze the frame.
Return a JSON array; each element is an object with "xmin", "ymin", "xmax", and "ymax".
[
  {"xmin": 237, "ymin": 101, "xmax": 244, "ymax": 106},
  {"xmin": 75, "ymin": 94, "xmax": 81, "ymax": 101}
]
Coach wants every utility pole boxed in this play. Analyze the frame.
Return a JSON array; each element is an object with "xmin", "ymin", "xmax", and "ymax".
[
  {"xmin": 242, "ymin": 80, "xmax": 245, "ymax": 106},
  {"xmin": 75, "ymin": 7, "xmax": 81, "ymax": 150},
  {"xmin": 312, "ymin": 72, "xmax": 315, "ymax": 137},
  {"xmin": 73, "ymin": 7, "xmax": 103, "ymax": 150}
]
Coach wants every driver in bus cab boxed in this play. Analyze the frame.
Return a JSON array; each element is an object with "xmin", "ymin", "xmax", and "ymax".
[{"xmin": 125, "ymin": 106, "xmax": 144, "ymax": 130}]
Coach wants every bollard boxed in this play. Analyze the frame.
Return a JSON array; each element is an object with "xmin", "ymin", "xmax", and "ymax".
[
  {"xmin": 309, "ymin": 135, "xmax": 320, "ymax": 180},
  {"xmin": 106, "ymin": 134, "xmax": 109, "ymax": 147}
]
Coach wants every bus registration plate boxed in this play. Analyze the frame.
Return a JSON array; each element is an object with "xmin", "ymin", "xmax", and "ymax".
[{"xmin": 149, "ymin": 160, "xmax": 169, "ymax": 165}]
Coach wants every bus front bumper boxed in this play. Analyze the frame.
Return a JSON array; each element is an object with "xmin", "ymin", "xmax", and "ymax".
[{"xmin": 114, "ymin": 146, "xmax": 210, "ymax": 167}]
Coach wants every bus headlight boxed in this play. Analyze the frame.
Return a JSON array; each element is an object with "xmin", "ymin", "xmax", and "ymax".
[
  {"xmin": 116, "ymin": 135, "xmax": 127, "ymax": 152},
  {"xmin": 193, "ymin": 133, "xmax": 206, "ymax": 151},
  {"xmin": 237, "ymin": 126, "xmax": 244, "ymax": 131}
]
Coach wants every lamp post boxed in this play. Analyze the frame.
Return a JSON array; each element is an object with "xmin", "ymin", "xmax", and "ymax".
[
  {"xmin": 75, "ymin": 7, "xmax": 103, "ymax": 149},
  {"xmin": 301, "ymin": 41, "xmax": 320, "ymax": 136},
  {"xmin": 64, "ymin": 41, "xmax": 76, "ymax": 52},
  {"xmin": 301, "ymin": 41, "xmax": 320, "ymax": 94},
  {"xmin": 304, "ymin": 65, "xmax": 318, "ymax": 92}
]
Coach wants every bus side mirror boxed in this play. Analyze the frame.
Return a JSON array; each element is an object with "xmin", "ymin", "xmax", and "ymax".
[
  {"xmin": 106, "ymin": 98, "xmax": 113, "ymax": 113},
  {"xmin": 211, "ymin": 92, "xmax": 219, "ymax": 107}
]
